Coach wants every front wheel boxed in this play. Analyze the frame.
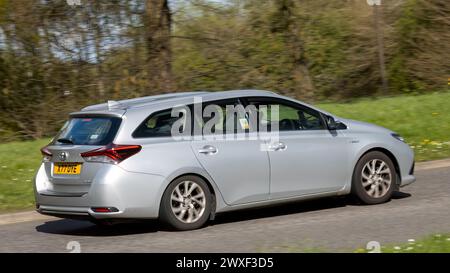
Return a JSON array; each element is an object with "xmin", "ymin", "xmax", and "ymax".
[
  {"xmin": 351, "ymin": 151, "xmax": 397, "ymax": 204},
  {"xmin": 159, "ymin": 175, "xmax": 212, "ymax": 230}
]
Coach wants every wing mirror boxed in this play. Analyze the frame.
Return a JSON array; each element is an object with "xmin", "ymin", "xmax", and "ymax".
[{"xmin": 326, "ymin": 115, "xmax": 346, "ymax": 130}]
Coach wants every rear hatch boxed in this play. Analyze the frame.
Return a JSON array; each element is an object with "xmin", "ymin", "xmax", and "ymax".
[{"xmin": 41, "ymin": 116, "xmax": 122, "ymax": 195}]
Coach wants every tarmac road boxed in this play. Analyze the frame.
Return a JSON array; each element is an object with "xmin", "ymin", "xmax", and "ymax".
[{"xmin": 0, "ymin": 165, "xmax": 449, "ymax": 252}]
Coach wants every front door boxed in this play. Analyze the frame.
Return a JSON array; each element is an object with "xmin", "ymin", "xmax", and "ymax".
[{"xmin": 244, "ymin": 97, "xmax": 350, "ymax": 199}]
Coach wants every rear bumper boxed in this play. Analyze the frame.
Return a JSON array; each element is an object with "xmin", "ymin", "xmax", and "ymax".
[
  {"xmin": 38, "ymin": 205, "xmax": 91, "ymax": 216},
  {"xmin": 36, "ymin": 205, "xmax": 93, "ymax": 221},
  {"xmin": 36, "ymin": 205, "xmax": 128, "ymax": 221},
  {"xmin": 34, "ymin": 164, "xmax": 166, "ymax": 219}
]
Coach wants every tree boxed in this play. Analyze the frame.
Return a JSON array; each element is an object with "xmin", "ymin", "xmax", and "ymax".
[
  {"xmin": 0, "ymin": 0, "xmax": 449, "ymax": 141},
  {"xmin": 145, "ymin": 0, "xmax": 173, "ymax": 92},
  {"xmin": 388, "ymin": 0, "xmax": 450, "ymax": 93},
  {"xmin": 269, "ymin": 0, "xmax": 315, "ymax": 99}
]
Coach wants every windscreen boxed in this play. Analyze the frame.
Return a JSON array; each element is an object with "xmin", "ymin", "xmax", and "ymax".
[{"xmin": 53, "ymin": 117, "xmax": 122, "ymax": 145}]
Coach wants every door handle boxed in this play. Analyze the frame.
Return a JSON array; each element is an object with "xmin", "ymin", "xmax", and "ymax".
[
  {"xmin": 269, "ymin": 142, "xmax": 287, "ymax": 151},
  {"xmin": 198, "ymin": 145, "xmax": 218, "ymax": 155}
]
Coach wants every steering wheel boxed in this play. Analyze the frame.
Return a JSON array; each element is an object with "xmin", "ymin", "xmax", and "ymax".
[{"xmin": 279, "ymin": 119, "xmax": 296, "ymax": 131}]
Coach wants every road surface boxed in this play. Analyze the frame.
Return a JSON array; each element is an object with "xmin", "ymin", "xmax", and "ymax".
[{"xmin": 0, "ymin": 165, "xmax": 449, "ymax": 252}]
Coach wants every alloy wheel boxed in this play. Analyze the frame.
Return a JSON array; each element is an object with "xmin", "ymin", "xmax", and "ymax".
[
  {"xmin": 361, "ymin": 159, "xmax": 392, "ymax": 198},
  {"xmin": 170, "ymin": 181, "xmax": 206, "ymax": 223}
]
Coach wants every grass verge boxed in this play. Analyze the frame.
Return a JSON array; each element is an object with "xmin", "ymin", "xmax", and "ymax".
[
  {"xmin": 318, "ymin": 92, "xmax": 450, "ymax": 162},
  {"xmin": 355, "ymin": 234, "xmax": 450, "ymax": 253},
  {"xmin": 0, "ymin": 139, "xmax": 50, "ymax": 212}
]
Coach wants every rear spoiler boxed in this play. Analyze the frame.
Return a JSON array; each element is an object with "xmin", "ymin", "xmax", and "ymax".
[{"xmin": 69, "ymin": 110, "xmax": 125, "ymax": 118}]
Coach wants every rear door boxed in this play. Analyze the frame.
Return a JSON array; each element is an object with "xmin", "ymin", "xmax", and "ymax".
[
  {"xmin": 190, "ymin": 99, "xmax": 271, "ymax": 205},
  {"xmin": 43, "ymin": 116, "xmax": 122, "ymax": 193}
]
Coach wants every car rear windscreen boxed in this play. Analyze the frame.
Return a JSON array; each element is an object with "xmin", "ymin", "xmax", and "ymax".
[{"xmin": 53, "ymin": 117, "xmax": 122, "ymax": 145}]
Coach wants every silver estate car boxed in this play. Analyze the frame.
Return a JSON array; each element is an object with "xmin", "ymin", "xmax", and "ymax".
[{"xmin": 35, "ymin": 90, "xmax": 415, "ymax": 230}]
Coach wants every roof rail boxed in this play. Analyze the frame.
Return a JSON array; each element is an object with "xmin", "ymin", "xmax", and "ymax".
[{"xmin": 107, "ymin": 100, "xmax": 125, "ymax": 110}]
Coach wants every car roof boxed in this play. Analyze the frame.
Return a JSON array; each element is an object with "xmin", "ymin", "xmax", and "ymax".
[
  {"xmin": 71, "ymin": 89, "xmax": 333, "ymax": 118},
  {"xmin": 79, "ymin": 90, "xmax": 278, "ymax": 112}
]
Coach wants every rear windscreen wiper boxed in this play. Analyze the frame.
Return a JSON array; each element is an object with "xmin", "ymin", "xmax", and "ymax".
[{"xmin": 57, "ymin": 138, "xmax": 74, "ymax": 144}]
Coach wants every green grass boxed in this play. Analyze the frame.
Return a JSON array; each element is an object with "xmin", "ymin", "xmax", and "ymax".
[
  {"xmin": 0, "ymin": 92, "xmax": 449, "ymax": 212},
  {"xmin": 0, "ymin": 138, "xmax": 51, "ymax": 212},
  {"xmin": 355, "ymin": 234, "xmax": 450, "ymax": 253},
  {"xmin": 260, "ymin": 233, "xmax": 450, "ymax": 253},
  {"xmin": 318, "ymin": 92, "xmax": 450, "ymax": 162}
]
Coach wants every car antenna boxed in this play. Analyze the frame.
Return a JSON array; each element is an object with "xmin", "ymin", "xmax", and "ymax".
[{"xmin": 107, "ymin": 100, "xmax": 123, "ymax": 110}]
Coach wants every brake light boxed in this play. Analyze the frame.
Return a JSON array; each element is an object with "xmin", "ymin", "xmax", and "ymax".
[
  {"xmin": 40, "ymin": 146, "xmax": 52, "ymax": 162},
  {"xmin": 91, "ymin": 207, "xmax": 119, "ymax": 213},
  {"xmin": 80, "ymin": 143, "xmax": 141, "ymax": 164}
]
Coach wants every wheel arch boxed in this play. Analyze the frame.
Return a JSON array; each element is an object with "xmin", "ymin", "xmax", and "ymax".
[
  {"xmin": 355, "ymin": 147, "xmax": 401, "ymax": 186},
  {"xmin": 160, "ymin": 171, "xmax": 221, "ymax": 220},
  {"xmin": 170, "ymin": 173, "xmax": 217, "ymax": 198}
]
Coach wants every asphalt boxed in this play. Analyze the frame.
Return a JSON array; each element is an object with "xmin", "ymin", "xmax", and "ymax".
[{"xmin": 0, "ymin": 165, "xmax": 449, "ymax": 252}]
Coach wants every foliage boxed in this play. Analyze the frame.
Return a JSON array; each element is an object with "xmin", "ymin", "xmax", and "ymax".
[
  {"xmin": 388, "ymin": 0, "xmax": 450, "ymax": 94},
  {"xmin": 0, "ymin": 0, "xmax": 449, "ymax": 141}
]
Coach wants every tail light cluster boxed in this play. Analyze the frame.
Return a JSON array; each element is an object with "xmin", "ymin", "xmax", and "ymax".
[
  {"xmin": 80, "ymin": 143, "xmax": 141, "ymax": 164},
  {"xmin": 40, "ymin": 147, "xmax": 52, "ymax": 162}
]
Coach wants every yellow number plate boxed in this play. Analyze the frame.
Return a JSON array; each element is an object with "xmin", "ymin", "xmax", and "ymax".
[{"xmin": 53, "ymin": 163, "xmax": 82, "ymax": 175}]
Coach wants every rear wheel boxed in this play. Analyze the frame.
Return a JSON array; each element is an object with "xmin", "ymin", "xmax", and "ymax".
[
  {"xmin": 159, "ymin": 175, "xmax": 212, "ymax": 230},
  {"xmin": 352, "ymin": 151, "xmax": 396, "ymax": 204}
]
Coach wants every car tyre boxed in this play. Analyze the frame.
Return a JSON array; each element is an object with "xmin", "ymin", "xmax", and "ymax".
[
  {"xmin": 352, "ymin": 151, "xmax": 397, "ymax": 204},
  {"xmin": 160, "ymin": 175, "xmax": 212, "ymax": 231}
]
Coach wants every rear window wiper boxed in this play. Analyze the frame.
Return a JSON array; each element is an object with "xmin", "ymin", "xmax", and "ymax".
[{"xmin": 57, "ymin": 138, "xmax": 74, "ymax": 144}]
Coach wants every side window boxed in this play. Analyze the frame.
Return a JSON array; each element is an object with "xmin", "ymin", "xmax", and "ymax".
[
  {"xmin": 193, "ymin": 99, "xmax": 246, "ymax": 135},
  {"xmin": 133, "ymin": 109, "xmax": 185, "ymax": 138},
  {"xmin": 300, "ymin": 109, "xmax": 325, "ymax": 130},
  {"xmin": 246, "ymin": 98, "xmax": 326, "ymax": 131}
]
